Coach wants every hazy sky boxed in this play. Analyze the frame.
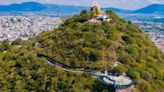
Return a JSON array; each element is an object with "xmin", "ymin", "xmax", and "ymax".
[{"xmin": 0, "ymin": 0, "xmax": 164, "ymax": 10}]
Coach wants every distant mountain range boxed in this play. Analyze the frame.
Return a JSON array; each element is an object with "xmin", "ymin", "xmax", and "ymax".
[
  {"xmin": 132, "ymin": 4, "xmax": 164, "ymax": 14},
  {"xmin": 0, "ymin": 2, "xmax": 88, "ymax": 14},
  {"xmin": 0, "ymin": 2, "xmax": 164, "ymax": 15}
]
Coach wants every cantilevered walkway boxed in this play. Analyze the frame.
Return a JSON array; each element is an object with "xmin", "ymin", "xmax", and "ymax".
[{"xmin": 37, "ymin": 54, "xmax": 135, "ymax": 91}]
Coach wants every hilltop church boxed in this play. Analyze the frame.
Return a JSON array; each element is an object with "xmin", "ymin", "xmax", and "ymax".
[
  {"xmin": 90, "ymin": 1, "xmax": 105, "ymax": 15},
  {"xmin": 89, "ymin": 2, "xmax": 110, "ymax": 22}
]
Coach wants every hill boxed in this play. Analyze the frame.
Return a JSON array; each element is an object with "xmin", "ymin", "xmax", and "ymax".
[
  {"xmin": 0, "ymin": 2, "xmax": 88, "ymax": 14},
  {"xmin": 0, "ymin": 2, "xmax": 46, "ymax": 12},
  {"xmin": 132, "ymin": 4, "xmax": 164, "ymax": 14},
  {"xmin": 0, "ymin": 10, "xmax": 163, "ymax": 92},
  {"xmin": 35, "ymin": 10, "xmax": 164, "ymax": 92}
]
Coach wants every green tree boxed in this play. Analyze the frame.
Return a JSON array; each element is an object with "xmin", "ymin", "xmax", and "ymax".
[
  {"xmin": 113, "ymin": 65, "xmax": 127, "ymax": 75},
  {"xmin": 127, "ymin": 70, "xmax": 140, "ymax": 80}
]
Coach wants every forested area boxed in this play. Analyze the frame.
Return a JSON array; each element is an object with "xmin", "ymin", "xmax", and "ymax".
[
  {"xmin": 0, "ymin": 10, "xmax": 163, "ymax": 92},
  {"xmin": 0, "ymin": 39, "xmax": 110, "ymax": 92}
]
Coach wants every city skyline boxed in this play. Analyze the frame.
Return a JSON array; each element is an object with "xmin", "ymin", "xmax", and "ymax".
[{"xmin": 0, "ymin": 0, "xmax": 164, "ymax": 10}]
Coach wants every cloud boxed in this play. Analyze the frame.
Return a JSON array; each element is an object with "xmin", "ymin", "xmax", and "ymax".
[{"xmin": 146, "ymin": 0, "xmax": 161, "ymax": 3}]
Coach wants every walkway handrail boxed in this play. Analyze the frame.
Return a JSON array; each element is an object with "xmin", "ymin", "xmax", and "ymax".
[
  {"xmin": 100, "ymin": 75, "xmax": 135, "ymax": 89},
  {"xmin": 37, "ymin": 54, "xmax": 97, "ymax": 72}
]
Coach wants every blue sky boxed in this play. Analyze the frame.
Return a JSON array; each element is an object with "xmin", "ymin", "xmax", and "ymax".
[{"xmin": 0, "ymin": 0, "xmax": 164, "ymax": 10}]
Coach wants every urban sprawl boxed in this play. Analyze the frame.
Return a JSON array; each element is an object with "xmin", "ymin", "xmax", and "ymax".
[{"xmin": 0, "ymin": 15, "xmax": 62, "ymax": 41}]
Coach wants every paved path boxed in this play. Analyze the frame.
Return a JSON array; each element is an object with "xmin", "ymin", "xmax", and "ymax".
[{"xmin": 37, "ymin": 54, "xmax": 134, "ymax": 90}]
